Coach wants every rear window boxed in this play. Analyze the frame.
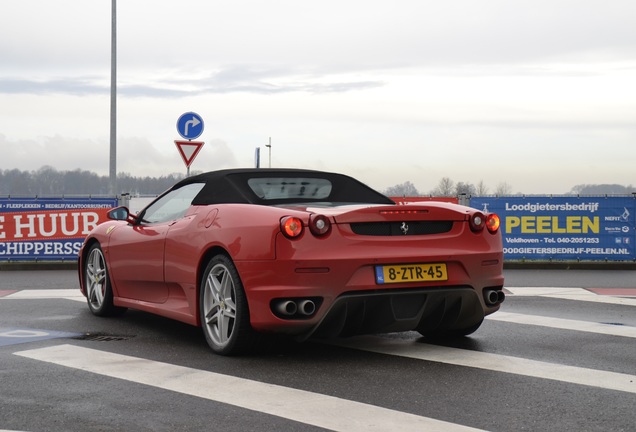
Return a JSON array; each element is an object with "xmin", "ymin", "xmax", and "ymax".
[{"xmin": 247, "ymin": 177, "xmax": 332, "ymax": 200}]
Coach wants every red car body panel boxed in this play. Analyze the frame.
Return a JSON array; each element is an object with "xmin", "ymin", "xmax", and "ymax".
[
  {"xmin": 241, "ymin": 206, "xmax": 503, "ymax": 334},
  {"xmin": 79, "ymin": 169, "xmax": 504, "ymax": 342}
]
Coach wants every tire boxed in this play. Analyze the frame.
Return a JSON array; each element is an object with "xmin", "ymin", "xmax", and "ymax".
[
  {"xmin": 84, "ymin": 243, "xmax": 126, "ymax": 317},
  {"xmin": 200, "ymin": 254, "xmax": 257, "ymax": 355}
]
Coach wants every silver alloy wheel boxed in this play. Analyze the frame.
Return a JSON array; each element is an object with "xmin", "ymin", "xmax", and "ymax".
[
  {"xmin": 86, "ymin": 246, "xmax": 107, "ymax": 310},
  {"xmin": 202, "ymin": 262, "xmax": 237, "ymax": 348}
]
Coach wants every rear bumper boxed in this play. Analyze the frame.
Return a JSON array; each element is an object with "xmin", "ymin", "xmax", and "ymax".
[
  {"xmin": 236, "ymin": 254, "xmax": 504, "ymax": 336},
  {"xmin": 235, "ymin": 223, "xmax": 503, "ymax": 337},
  {"xmin": 302, "ymin": 286, "xmax": 493, "ymax": 340}
]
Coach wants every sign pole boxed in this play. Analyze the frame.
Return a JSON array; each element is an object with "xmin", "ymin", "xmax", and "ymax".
[{"xmin": 109, "ymin": 0, "xmax": 117, "ymax": 195}]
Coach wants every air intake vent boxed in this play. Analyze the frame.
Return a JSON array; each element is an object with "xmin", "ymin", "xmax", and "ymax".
[{"xmin": 350, "ymin": 221, "xmax": 453, "ymax": 236}]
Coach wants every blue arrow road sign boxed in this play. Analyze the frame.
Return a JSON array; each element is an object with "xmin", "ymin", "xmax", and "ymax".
[{"xmin": 177, "ymin": 112, "xmax": 204, "ymax": 140}]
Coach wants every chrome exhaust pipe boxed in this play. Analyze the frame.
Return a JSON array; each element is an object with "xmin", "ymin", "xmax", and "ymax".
[
  {"xmin": 497, "ymin": 290, "xmax": 506, "ymax": 303},
  {"xmin": 483, "ymin": 289, "xmax": 500, "ymax": 306},
  {"xmin": 297, "ymin": 299, "xmax": 316, "ymax": 316},
  {"xmin": 274, "ymin": 300, "xmax": 298, "ymax": 316}
]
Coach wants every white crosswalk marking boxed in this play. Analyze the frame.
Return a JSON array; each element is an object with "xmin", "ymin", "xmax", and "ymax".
[
  {"xmin": 486, "ymin": 311, "xmax": 636, "ymax": 338},
  {"xmin": 15, "ymin": 344, "xmax": 486, "ymax": 432},
  {"xmin": 3, "ymin": 287, "xmax": 636, "ymax": 304},
  {"xmin": 1, "ymin": 289, "xmax": 84, "ymax": 302},
  {"xmin": 506, "ymin": 287, "xmax": 636, "ymax": 306},
  {"xmin": 327, "ymin": 336, "xmax": 636, "ymax": 394}
]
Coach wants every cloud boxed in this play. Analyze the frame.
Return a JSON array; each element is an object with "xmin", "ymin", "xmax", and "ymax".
[
  {"xmin": 0, "ymin": 134, "xmax": 109, "ymax": 174},
  {"xmin": 198, "ymin": 139, "xmax": 240, "ymax": 170},
  {"xmin": 0, "ymin": 66, "xmax": 385, "ymax": 97},
  {"xmin": 0, "ymin": 77, "xmax": 108, "ymax": 96},
  {"xmin": 0, "ymin": 133, "xmax": 240, "ymax": 178},
  {"xmin": 2, "ymin": 0, "xmax": 636, "ymax": 195}
]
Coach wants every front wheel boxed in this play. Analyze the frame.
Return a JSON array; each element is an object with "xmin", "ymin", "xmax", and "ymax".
[
  {"xmin": 200, "ymin": 254, "xmax": 257, "ymax": 355},
  {"xmin": 84, "ymin": 243, "xmax": 126, "ymax": 317}
]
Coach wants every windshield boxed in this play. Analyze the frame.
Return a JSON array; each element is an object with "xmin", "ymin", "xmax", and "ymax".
[{"xmin": 141, "ymin": 182, "xmax": 205, "ymax": 223}]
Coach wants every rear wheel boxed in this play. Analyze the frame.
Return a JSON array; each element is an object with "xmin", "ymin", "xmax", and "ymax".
[
  {"xmin": 200, "ymin": 254, "xmax": 257, "ymax": 355},
  {"xmin": 84, "ymin": 243, "xmax": 126, "ymax": 316}
]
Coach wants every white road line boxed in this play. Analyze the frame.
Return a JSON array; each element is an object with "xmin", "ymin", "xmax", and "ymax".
[
  {"xmin": 506, "ymin": 287, "xmax": 594, "ymax": 296},
  {"xmin": 507, "ymin": 287, "xmax": 636, "ymax": 306},
  {"xmin": 2, "ymin": 289, "xmax": 83, "ymax": 300},
  {"xmin": 15, "ymin": 344, "xmax": 486, "ymax": 432},
  {"xmin": 329, "ymin": 336, "xmax": 636, "ymax": 394},
  {"xmin": 65, "ymin": 296, "xmax": 86, "ymax": 303},
  {"xmin": 4, "ymin": 287, "xmax": 636, "ymax": 305},
  {"xmin": 486, "ymin": 311, "xmax": 636, "ymax": 338}
]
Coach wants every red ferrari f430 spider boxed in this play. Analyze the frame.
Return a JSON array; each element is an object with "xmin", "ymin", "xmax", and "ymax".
[{"xmin": 79, "ymin": 168, "xmax": 504, "ymax": 355}]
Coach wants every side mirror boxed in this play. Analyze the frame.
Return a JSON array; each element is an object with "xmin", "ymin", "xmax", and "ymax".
[{"xmin": 108, "ymin": 206, "xmax": 131, "ymax": 221}]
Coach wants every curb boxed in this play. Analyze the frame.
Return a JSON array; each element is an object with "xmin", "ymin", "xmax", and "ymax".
[
  {"xmin": 503, "ymin": 261, "xmax": 636, "ymax": 270},
  {"xmin": 0, "ymin": 262, "xmax": 78, "ymax": 271}
]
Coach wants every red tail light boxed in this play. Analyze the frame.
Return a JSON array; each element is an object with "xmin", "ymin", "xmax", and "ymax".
[
  {"xmin": 309, "ymin": 214, "xmax": 331, "ymax": 236},
  {"xmin": 486, "ymin": 213, "xmax": 500, "ymax": 233},
  {"xmin": 281, "ymin": 216, "xmax": 303, "ymax": 238},
  {"xmin": 469, "ymin": 212, "xmax": 486, "ymax": 232}
]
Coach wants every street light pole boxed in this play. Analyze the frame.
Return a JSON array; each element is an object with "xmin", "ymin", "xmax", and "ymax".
[{"xmin": 109, "ymin": 0, "xmax": 117, "ymax": 195}]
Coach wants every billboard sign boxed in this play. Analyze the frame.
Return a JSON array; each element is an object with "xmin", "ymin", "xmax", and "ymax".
[
  {"xmin": 0, "ymin": 197, "xmax": 117, "ymax": 261},
  {"xmin": 470, "ymin": 196, "xmax": 635, "ymax": 261}
]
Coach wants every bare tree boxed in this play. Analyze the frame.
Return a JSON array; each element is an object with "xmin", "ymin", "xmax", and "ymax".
[
  {"xmin": 494, "ymin": 182, "xmax": 513, "ymax": 196},
  {"xmin": 475, "ymin": 180, "xmax": 489, "ymax": 196},
  {"xmin": 569, "ymin": 184, "xmax": 634, "ymax": 195},
  {"xmin": 0, "ymin": 167, "xmax": 185, "ymax": 196},
  {"xmin": 431, "ymin": 177, "xmax": 455, "ymax": 196},
  {"xmin": 455, "ymin": 181, "xmax": 476, "ymax": 196},
  {"xmin": 384, "ymin": 181, "xmax": 419, "ymax": 197}
]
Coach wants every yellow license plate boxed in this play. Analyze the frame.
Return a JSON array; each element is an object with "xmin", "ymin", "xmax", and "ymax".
[{"xmin": 375, "ymin": 263, "xmax": 448, "ymax": 284}]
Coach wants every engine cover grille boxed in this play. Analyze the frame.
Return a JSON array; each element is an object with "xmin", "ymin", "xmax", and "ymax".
[{"xmin": 350, "ymin": 221, "xmax": 453, "ymax": 236}]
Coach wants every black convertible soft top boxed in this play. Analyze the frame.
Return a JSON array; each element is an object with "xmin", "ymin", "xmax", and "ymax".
[{"xmin": 172, "ymin": 168, "xmax": 396, "ymax": 206}]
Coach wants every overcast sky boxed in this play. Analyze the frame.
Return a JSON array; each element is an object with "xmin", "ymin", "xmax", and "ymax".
[{"xmin": 1, "ymin": 0, "xmax": 635, "ymax": 194}]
